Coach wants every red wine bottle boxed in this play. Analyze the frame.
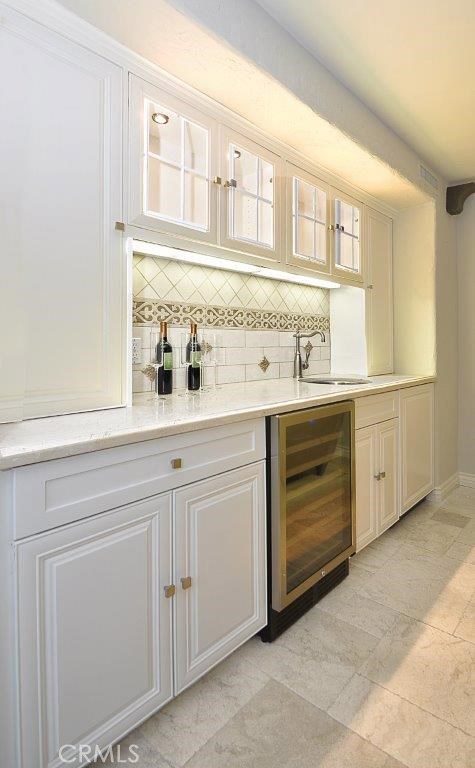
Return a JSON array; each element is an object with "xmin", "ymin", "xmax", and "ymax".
[
  {"xmin": 156, "ymin": 320, "xmax": 173, "ymax": 395},
  {"xmin": 186, "ymin": 322, "xmax": 201, "ymax": 391}
]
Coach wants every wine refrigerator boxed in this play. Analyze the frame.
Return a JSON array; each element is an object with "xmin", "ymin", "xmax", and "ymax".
[{"xmin": 262, "ymin": 401, "xmax": 355, "ymax": 641}]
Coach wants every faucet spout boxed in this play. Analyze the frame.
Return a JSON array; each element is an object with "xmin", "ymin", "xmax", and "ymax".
[{"xmin": 293, "ymin": 329, "xmax": 326, "ymax": 378}]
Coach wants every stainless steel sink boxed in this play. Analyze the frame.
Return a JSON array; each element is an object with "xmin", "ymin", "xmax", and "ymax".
[{"xmin": 299, "ymin": 376, "xmax": 372, "ymax": 385}]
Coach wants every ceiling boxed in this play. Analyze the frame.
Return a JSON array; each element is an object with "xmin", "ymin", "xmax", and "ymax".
[
  {"xmin": 56, "ymin": 0, "xmax": 429, "ymax": 207},
  {"xmin": 256, "ymin": 0, "xmax": 475, "ymax": 183}
]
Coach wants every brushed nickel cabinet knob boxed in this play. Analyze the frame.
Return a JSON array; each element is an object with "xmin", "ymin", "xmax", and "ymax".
[
  {"xmin": 181, "ymin": 576, "xmax": 192, "ymax": 590},
  {"xmin": 164, "ymin": 584, "xmax": 176, "ymax": 598},
  {"xmin": 171, "ymin": 458, "xmax": 182, "ymax": 469}
]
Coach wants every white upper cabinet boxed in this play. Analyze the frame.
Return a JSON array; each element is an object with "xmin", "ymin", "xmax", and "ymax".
[
  {"xmin": 330, "ymin": 189, "xmax": 364, "ymax": 284},
  {"xmin": 365, "ymin": 207, "xmax": 393, "ymax": 374},
  {"xmin": 129, "ymin": 75, "xmax": 218, "ymax": 243},
  {"xmin": 286, "ymin": 163, "xmax": 331, "ymax": 274},
  {"xmin": 1, "ymin": 5, "xmax": 124, "ymax": 420},
  {"xmin": 219, "ymin": 128, "xmax": 281, "ymax": 262}
]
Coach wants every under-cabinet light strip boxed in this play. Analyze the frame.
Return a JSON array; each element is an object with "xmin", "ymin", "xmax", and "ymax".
[{"xmin": 130, "ymin": 240, "xmax": 341, "ymax": 289}]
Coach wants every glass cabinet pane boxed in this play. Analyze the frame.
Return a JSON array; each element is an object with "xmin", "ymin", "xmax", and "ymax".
[
  {"xmin": 147, "ymin": 157, "xmax": 181, "ymax": 221},
  {"xmin": 148, "ymin": 102, "xmax": 181, "ymax": 163},
  {"xmin": 229, "ymin": 142, "xmax": 274, "ymax": 249},
  {"xmin": 144, "ymin": 98, "xmax": 209, "ymax": 231},
  {"xmin": 284, "ymin": 410, "xmax": 352, "ymax": 594},
  {"xmin": 297, "ymin": 179, "xmax": 314, "ymax": 216},
  {"xmin": 292, "ymin": 177, "xmax": 327, "ymax": 264},
  {"xmin": 334, "ymin": 198, "xmax": 361, "ymax": 273},
  {"xmin": 297, "ymin": 215, "xmax": 314, "ymax": 259},
  {"xmin": 184, "ymin": 121, "xmax": 207, "ymax": 174},
  {"xmin": 234, "ymin": 191, "xmax": 258, "ymax": 242},
  {"xmin": 259, "ymin": 159, "xmax": 274, "ymax": 201},
  {"xmin": 234, "ymin": 148, "xmax": 258, "ymax": 194}
]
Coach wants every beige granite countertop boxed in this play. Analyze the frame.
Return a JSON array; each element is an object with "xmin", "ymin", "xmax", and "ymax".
[{"xmin": 0, "ymin": 375, "xmax": 435, "ymax": 470}]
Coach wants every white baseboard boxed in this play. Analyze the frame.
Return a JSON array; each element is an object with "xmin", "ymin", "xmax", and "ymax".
[
  {"xmin": 427, "ymin": 472, "xmax": 459, "ymax": 502},
  {"xmin": 459, "ymin": 472, "xmax": 475, "ymax": 488}
]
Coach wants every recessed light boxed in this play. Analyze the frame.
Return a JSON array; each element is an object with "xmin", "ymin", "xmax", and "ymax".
[{"xmin": 152, "ymin": 112, "xmax": 169, "ymax": 125}]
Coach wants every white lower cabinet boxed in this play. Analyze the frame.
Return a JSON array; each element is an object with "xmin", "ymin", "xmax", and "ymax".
[
  {"xmin": 400, "ymin": 384, "xmax": 434, "ymax": 512},
  {"xmin": 16, "ymin": 494, "xmax": 174, "ymax": 768},
  {"xmin": 15, "ymin": 458, "xmax": 266, "ymax": 768},
  {"xmin": 355, "ymin": 418, "xmax": 399, "ymax": 551},
  {"xmin": 174, "ymin": 462, "xmax": 267, "ymax": 693}
]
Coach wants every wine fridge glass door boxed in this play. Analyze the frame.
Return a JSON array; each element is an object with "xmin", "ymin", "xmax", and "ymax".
[{"xmin": 271, "ymin": 401, "xmax": 355, "ymax": 611}]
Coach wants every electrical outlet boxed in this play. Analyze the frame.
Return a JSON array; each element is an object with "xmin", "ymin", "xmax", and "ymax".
[{"xmin": 132, "ymin": 337, "xmax": 142, "ymax": 365}]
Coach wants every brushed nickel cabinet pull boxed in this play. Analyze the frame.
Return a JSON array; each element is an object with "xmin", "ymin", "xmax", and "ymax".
[
  {"xmin": 380, "ymin": 471, "xmax": 386, "ymax": 479},
  {"xmin": 374, "ymin": 473, "xmax": 381, "ymax": 481},
  {"xmin": 115, "ymin": 221, "xmax": 125, "ymax": 231},
  {"xmin": 181, "ymin": 576, "xmax": 192, "ymax": 590},
  {"xmin": 212, "ymin": 176, "xmax": 222, "ymax": 185},
  {"xmin": 164, "ymin": 584, "xmax": 176, "ymax": 598},
  {"xmin": 224, "ymin": 179, "xmax": 237, "ymax": 188},
  {"xmin": 171, "ymin": 458, "xmax": 182, "ymax": 469}
]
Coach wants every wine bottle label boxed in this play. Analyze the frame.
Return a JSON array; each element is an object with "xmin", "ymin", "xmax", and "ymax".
[
  {"xmin": 190, "ymin": 351, "xmax": 201, "ymax": 368},
  {"xmin": 163, "ymin": 352, "xmax": 173, "ymax": 370}
]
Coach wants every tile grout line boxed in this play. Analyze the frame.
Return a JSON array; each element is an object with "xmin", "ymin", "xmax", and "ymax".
[{"xmin": 348, "ymin": 669, "xmax": 475, "ymax": 739}]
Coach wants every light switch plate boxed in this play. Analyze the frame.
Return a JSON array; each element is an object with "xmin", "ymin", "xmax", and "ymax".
[{"xmin": 132, "ymin": 337, "xmax": 142, "ymax": 365}]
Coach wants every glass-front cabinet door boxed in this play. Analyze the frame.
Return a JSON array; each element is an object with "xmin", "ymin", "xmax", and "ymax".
[
  {"xmin": 330, "ymin": 188, "xmax": 364, "ymax": 283},
  {"xmin": 220, "ymin": 128, "xmax": 281, "ymax": 262},
  {"xmin": 129, "ymin": 75, "xmax": 218, "ymax": 243},
  {"xmin": 286, "ymin": 163, "xmax": 330, "ymax": 274},
  {"xmin": 270, "ymin": 402, "xmax": 355, "ymax": 611}
]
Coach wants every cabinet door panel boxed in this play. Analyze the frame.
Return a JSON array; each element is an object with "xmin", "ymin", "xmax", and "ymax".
[
  {"xmin": 17, "ymin": 495, "xmax": 173, "ymax": 768},
  {"xmin": 330, "ymin": 188, "xmax": 364, "ymax": 285},
  {"xmin": 174, "ymin": 463, "xmax": 266, "ymax": 693},
  {"xmin": 400, "ymin": 384, "xmax": 434, "ymax": 512},
  {"xmin": 129, "ymin": 74, "xmax": 218, "ymax": 243},
  {"xmin": 0, "ymin": 6, "xmax": 123, "ymax": 419},
  {"xmin": 355, "ymin": 426, "xmax": 378, "ymax": 551},
  {"xmin": 366, "ymin": 208, "xmax": 393, "ymax": 374},
  {"xmin": 378, "ymin": 419, "xmax": 399, "ymax": 533},
  {"xmin": 220, "ymin": 128, "xmax": 281, "ymax": 262},
  {"xmin": 286, "ymin": 163, "xmax": 331, "ymax": 274}
]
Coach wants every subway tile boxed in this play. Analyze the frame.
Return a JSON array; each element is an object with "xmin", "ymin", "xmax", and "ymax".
[
  {"xmin": 245, "ymin": 363, "xmax": 279, "ymax": 381},
  {"xmin": 307, "ymin": 346, "xmax": 322, "ymax": 361},
  {"xmin": 279, "ymin": 362, "xmax": 294, "ymax": 378},
  {"xmin": 214, "ymin": 329, "xmax": 246, "ymax": 348},
  {"xmin": 307, "ymin": 359, "xmax": 331, "ymax": 375},
  {"xmin": 132, "ymin": 325, "xmax": 152, "ymax": 348},
  {"xmin": 279, "ymin": 331, "xmax": 297, "ymax": 347},
  {"xmin": 132, "ymin": 370, "xmax": 153, "ymax": 393},
  {"xmin": 216, "ymin": 365, "xmax": 246, "ymax": 384},
  {"xmin": 245, "ymin": 330, "xmax": 280, "ymax": 347},
  {"xmin": 225, "ymin": 347, "xmax": 264, "ymax": 365},
  {"xmin": 264, "ymin": 346, "xmax": 294, "ymax": 363},
  {"xmin": 173, "ymin": 367, "xmax": 186, "ymax": 390},
  {"xmin": 208, "ymin": 348, "xmax": 226, "ymax": 365}
]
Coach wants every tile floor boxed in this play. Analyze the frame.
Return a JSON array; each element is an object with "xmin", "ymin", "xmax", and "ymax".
[{"xmin": 99, "ymin": 486, "xmax": 475, "ymax": 767}]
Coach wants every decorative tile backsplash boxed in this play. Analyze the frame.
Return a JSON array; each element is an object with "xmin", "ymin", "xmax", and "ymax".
[
  {"xmin": 132, "ymin": 254, "xmax": 331, "ymax": 392},
  {"xmin": 134, "ymin": 255, "xmax": 329, "ymax": 315}
]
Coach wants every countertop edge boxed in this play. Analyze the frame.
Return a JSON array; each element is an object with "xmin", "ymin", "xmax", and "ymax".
[{"xmin": 0, "ymin": 376, "xmax": 436, "ymax": 471}]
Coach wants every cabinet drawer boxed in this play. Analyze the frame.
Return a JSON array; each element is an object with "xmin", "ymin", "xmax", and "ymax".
[
  {"xmin": 12, "ymin": 418, "xmax": 265, "ymax": 539},
  {"xmin": 354, "ymin": 391, "xmax": 399, "ymax": 429}
]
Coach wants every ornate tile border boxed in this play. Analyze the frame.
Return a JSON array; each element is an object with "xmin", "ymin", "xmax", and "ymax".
[{"xmin": 133, "ymin": 299, "xmax": 330, "ymax": 332}]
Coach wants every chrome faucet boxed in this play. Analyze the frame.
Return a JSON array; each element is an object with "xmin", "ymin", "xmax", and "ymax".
[{"xmin": 293, "ymin": 329, "xmax": 326, "ymax": 378}]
